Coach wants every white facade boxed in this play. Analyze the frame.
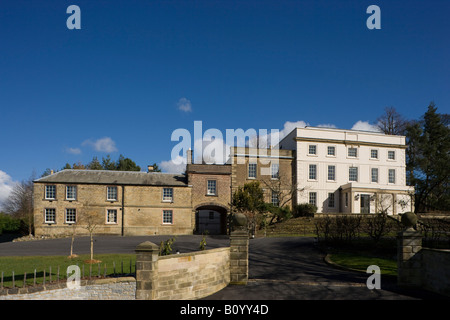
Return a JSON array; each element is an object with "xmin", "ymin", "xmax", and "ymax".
[{"xmin": 280, "ymin": 127, "xmax": 414, "ymax": 214}]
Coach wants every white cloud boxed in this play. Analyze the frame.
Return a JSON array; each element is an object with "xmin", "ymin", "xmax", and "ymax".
[
  {"xmin": 177, "ymin": 97, "xmax": 192, "ymax": 112},
  {"xmin": 0, "ymin": 170, "xmax": 16, "ymax": 210},
  {"xmin": 82, "ymin": 137, "xmax": 118, "ymax": 153},
  {"xmin": 159, "ymin": 156, "xmax": 186, "ymax": 174},
  {"xmin": 351, "ymin": 120, "xmax": 381, "ymax": 133},
  {"xmin": 65, "ymin": 147, "xmax": 82, "ymax": 155}
]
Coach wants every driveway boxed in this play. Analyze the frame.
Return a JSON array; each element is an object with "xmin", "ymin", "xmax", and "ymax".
[{"xmin": 0, "ymin": 235, "xmax": 446, "ymax": 300}]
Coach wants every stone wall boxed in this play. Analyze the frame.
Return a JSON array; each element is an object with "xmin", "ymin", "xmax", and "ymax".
[
  {"xmin": 157, "ymin": 247, "xmax": 230, "ymax": 300},
  {"xmin": 135, "ymin": 241, "xmax": 231, "ymax": 300},
  {"xmin": 0, "ymin": 277, "xmax": 136, "ymax": 300},
  {"xmin": 397, "ymin": 229, "xmax": 450, "ymax": 297},
  {"xmin": 421, "ymin": 248, "xmax": 450, "ymax": 297}
]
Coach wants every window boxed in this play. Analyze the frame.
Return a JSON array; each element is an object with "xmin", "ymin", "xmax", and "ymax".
[
  {"xmin": 163, "ymin": 188, "xmax": 174, "ymax": 201},
  {"xmin": 271, "ymin": 163, "xmax": 280, "ymax": 179},
  {"xmin": 388, "ymin": 151, "xmax": 396, "ymax": 160},
  {"xmin": 66, "ymin": 186, "xmax": 77, "ymax": 200},
  {"xmin": 328, "ymin": 165, "xmax": 336, "ymax": 181},
  {"xmin": 209, "ymin": 211, "xmax": 215, "ymax": 220},
  {"xmin": 371, "ymin": 168, "xmax": 379, "ymax": 183},
  {"xmin": 370, "ymin": 149, "xmax": 378, "ymax": 159},
  {"xmin": 345, "ymin": 193, "xmax": 348, "ymax": 207},
  {"xmin": 65, "ymin": 208, "xmax": 76, "ymax": 224},
  {"xmin": 248, "ymin": 163, "xmax": 257, "ymax": 178},
  {"xmin": 45, "ymin": 208, "xmax": 56, "ymax": 224},
  {"xmin": 207, "ymin": 180, "xmax": 217, "ymax": 195},
  {"xmin": 309, "ymin": 192, "xmax": 317, "ymax": 206},
  {"xmin": 309, "ymin": 164, "xmax": 317, "ymax": 180},
  {"xmin": 163, "ymin": 210, "xmax": 173, "ymax": 224},
  {"xmin": 348, "ymin": 147, "xmax": 357, "ymax": 157},
  {"xmin": 107, "ymin": 209, "xmax": 117, "ymax": 224},
  {"xmin": 271, "ymin": 190, "xmax": 279, "ymax": 207},
  {"xmin": 107, "ymin": 186, "xmax": 118, "ymax": 201},
  {"xmin": 308, "ymin": 145, "xmax": 317, "ymax": 155},
  {"xmin": 349, "ymin": 167, "xmax": 358, "ymax": 182},
  {"xmin": 327, "ymin": 146, "xmax": 335, "ymax": 156},
  {"xmin": 328, "ymin": 193, "xmax": 335, "ymax": 208},
  {"xmin": 389, "ymin": 169, "xmax": 396, "ymax": 184},
  {"xmin": 45, "ymin": 185, "xmax": 56, "ymax": 200}
]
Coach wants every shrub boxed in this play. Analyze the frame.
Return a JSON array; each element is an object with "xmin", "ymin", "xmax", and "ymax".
[
  {"xmin": 0, "ymin": 213, "xmax": 21, "ymax": 235},
  {"xmin": 293, "ymin": 203, "xmax": 317, "ymax": 217}
]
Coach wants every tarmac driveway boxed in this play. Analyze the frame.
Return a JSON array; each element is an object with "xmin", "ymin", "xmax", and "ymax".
[{"xmin": 0, "ymin": 235, "xmax": 446, "ymax": 300}]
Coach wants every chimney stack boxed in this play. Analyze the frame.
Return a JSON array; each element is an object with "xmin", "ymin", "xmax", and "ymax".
[
  {"xmin": 187, "ymin": 148, "xmax": 193, "ymax": 165},
  {"xmin": 147, "ymin": 165, "xmax": 154, "ymax": 173}
]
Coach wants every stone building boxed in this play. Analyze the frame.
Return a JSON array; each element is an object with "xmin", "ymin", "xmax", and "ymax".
[
  {"xmin": 33, "ymin": 170, "xmax": 192, "ymax": 237},
  {"xmin": 279, "ymin": 127, "xmax": 414, "ymax": 214},
  {"xmin": 33, "ymin": 126, "xmax": 414, "ymax": 237}
]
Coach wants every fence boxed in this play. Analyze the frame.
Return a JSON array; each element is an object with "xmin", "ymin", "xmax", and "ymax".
[{"xmin": 0, "ymin": 259, "xmax": 136, "ymax": 295}]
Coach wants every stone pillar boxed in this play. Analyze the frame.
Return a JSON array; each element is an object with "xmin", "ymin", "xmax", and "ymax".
[
  {"xmin": 397, "ymin": 229, "xmax": 422, "ymax": 287},
  {"xmin": 230, "ymin": 230, "xmax": 249, "ymax": 285},
  {"xmin": 135, "ymin": 241, "xmax": 159, "ymax": 300}
]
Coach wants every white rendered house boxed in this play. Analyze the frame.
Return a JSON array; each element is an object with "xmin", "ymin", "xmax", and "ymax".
[{"xmin": 279, "ymin": 127, "xmax": 414, "ymax": 214}]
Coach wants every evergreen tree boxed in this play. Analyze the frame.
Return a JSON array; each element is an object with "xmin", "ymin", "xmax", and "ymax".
[{"xmin": 406, "ymin": 103, "xmax": 450, "ymax": 212}]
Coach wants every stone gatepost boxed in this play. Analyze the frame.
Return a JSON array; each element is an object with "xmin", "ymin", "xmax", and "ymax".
[
  {"xmin": 230, "ymin": 213, "xmax": 249, "ymax": 285},
  {"xmin": 397, "ymin": 212, "xmax": 422, "ymax": 287},
  {"xmin": 135, "ymin": 241, "xmax": 159, "ymax": 300}
]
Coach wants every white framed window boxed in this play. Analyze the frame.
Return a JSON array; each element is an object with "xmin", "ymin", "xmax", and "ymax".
[
  {"xmin": 370, "ymin": 149, "xmax": 378, "ymax": 159},
  {"xmin": 327, "ymin": 146, "xmax": 336, "ymax": 156},
  {"xmin": 371, "ymin": 168, "xmax": 379, "ymax": 183},
  {"xmin": 309, "ymin": 164, "xmax": 317, "ymax": 180},
  {"xmin": 106, "ymin": 209, "xmax": 117, "ymax": 224},
  {"xmin": 309, "ymin": 192, "xmax": 317, "ymax": 206},
  {"xmin": 248, "ymin": 163, "xmax": 257, "ymax": 178},
  {"xmin": 348, "ymin": 147, "xmax": 357, "ymax": 158},
  {"xmin": 66, "ymin": 185, "xmax": 77, "ymax": 200},
  {"xmin": 163, "ymin": 187, "xmax": 174, "ymax": 201},
  {"xmin": 349, "ymin": 167, "xmax": 358, "ymax": 182},
  {"xmin": 45, "ymin": 185, "xmax": 56, "ymax": 200},
  {"xmin": 308, "ymin": 145, "xmax": 317, "ymax": 155},
  {"xmin": 271, "ymin": 190, "xmax": 279, "ymax": 207},
  {"xmin": 328, "ymin": 193, "xmax": 335, "ymax": 208},
  {"xmin": 45, "ymin": 208, "xmax": 56, "ymax": 224},
  {"xmin": 389, "ymin": 169, "xmax": 396, "ymax": 184},
  {"xmin": 271, "ymin": 163, "xmax": 280, "ymax": 179},
  {"xmin": 162, "ymin": 210, "xmax": 173, "ymax": 224},
  {"xmin": 107, "ymin": 186, "xmax": 118, "ymax": 201},
  {"xmin": 65, "ymin": 208, "xmax": 76, "ymax": 224},
  {"xmin": 388, "ymin": 150, "xmax": 396, "ymax": 160},
  {"xmin": 327, "ymin": 165, "xmax": 336, "ymax": 181},
  {"xmin": 207, "ymin": 180, "xmax": 217, "ymax": 195}
]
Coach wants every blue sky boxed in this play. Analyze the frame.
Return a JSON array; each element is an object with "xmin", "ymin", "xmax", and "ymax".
[{"xmin": 0, "ymin": 0, "xmax": 449, "ymax": 206}]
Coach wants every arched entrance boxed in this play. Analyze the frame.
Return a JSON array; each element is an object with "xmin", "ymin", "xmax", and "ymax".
[{"xmin": 195, "ymin": 204, "xmax": 228, "ymax": 235}]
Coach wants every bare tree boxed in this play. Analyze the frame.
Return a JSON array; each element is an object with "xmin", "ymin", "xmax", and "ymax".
[
  {"xmin": 3, "ymin": 173, "xmax": 35, "ymax": 237},
  {"xmin": 376, "ymin": 106, "xmax": 408, "ymax": 135},
  {"xmin": 78, "ymin": 204, "xmax": 102, "ymax": 263}
]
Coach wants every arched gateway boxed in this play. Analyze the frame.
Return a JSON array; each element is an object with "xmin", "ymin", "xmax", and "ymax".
[{"xmin": 194, "ymin": 203, "xmax": 229, "ymax": 235}]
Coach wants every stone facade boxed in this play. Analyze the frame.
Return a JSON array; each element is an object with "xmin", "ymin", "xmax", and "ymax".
[
  {"xmin": 33, "ymin": 171, "xmax": 193, "ymax": 237},
  {"xmin": 230, "ymin": 147, "xmax": 295, "ymax": 208}
]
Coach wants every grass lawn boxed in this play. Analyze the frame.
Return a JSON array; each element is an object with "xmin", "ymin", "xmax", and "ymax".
[
  {"xmin": 0, "ymin": 254, "xmax": 136, "ymax": 288},
  {"xmin": 328, "ymin": 252, "xmax": 397, "ymax": 276}
]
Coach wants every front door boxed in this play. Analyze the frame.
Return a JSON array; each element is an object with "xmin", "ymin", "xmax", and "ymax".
[{"xmin": 360, "ymin": 194, "xmax": 370, "ymax": 214}]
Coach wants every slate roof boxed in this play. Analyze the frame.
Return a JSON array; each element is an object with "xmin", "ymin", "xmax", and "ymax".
[{"xmin": 33, "ymin": 169, "xmax": 188, "ymax": 187}]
